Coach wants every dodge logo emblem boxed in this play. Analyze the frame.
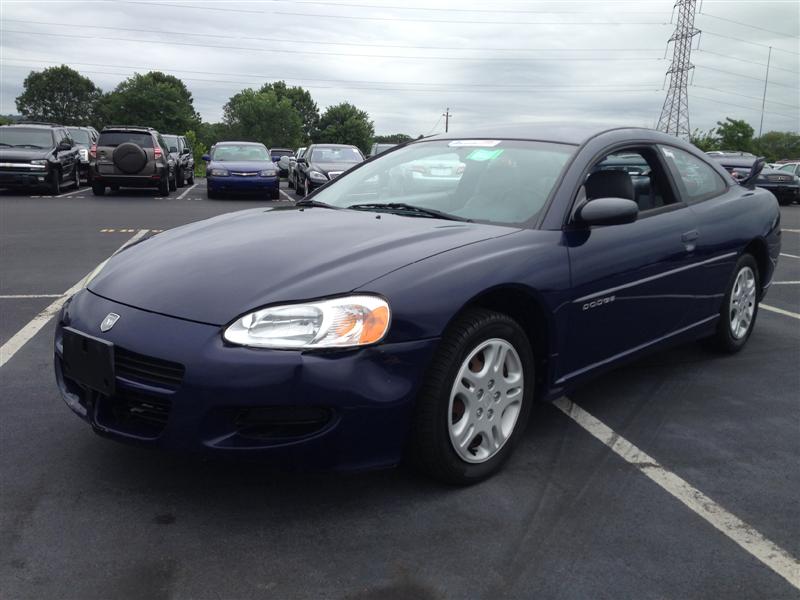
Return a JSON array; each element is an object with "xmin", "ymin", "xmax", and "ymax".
[{"xmin": 100, "ymin": 313, "xmax": 120, "ymax": 332}]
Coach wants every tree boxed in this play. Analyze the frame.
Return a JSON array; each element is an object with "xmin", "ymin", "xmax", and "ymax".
[
  {"xmin": 690, "ymin": 128, "xmax": 719, "ymax": 153},
  {"xmin": 374, "ymin": 133, "xmax": 413, "ymax": 144},
  {"xmin": 316, "ymin": 103, "xmax": 374, "ymax": 154},
  {"xmin": 753, "ymin": 131, "xmax": 800, "ymax": 162},
  {"xmin": 196, "ymin": 121, "xmax": 232, "ymax": 150},
  {"xmin": 715, "ymin": 118, "xmax": 754, "ymax": 153},
  {"xmin": 259, "ymin": 81, "xmax": 319, "ymax": 143},
  {"xmin": 15, "ymin": 65, "xmax": 101, "ymax": 125},
  {"xmin": 184, "ymin": 130, "xmax": 207, "ymax": 176},
  {"xmin": 223, "ymin": 88, "xmax": 303, "ymax": 148},
  {"xmin": 95, "ymin": 72, "xmax": 200, "ymax": 133}
]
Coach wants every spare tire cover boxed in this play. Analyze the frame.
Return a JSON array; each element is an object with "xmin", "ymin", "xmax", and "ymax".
[{"xmin": 113, "ymin": 142, "xmax": 148, "ymax": 174}]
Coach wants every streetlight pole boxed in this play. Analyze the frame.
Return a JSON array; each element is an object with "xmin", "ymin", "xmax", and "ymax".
[
  {"xmin": 442, "ymin": 108, "xmax": 451, "ymax": 133},
  {"xmin": 759, "ymin": 46, "xmax": 772, "ymax": 138}
]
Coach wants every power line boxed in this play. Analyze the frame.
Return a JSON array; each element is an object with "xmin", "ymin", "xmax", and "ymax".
[
  {"xmin": 695, "ymin": 64, "xmax": 798, "ymax": 88},
  {"xmin": 697, "ymin": 49, "xmax": 799, "ymax": 74},
  {"xmin": 702, "ymin": 30, "xmax": 800, "ymax": 56},
  {"xmin": 700, "ymin": 12, "xmax": 798, "ymax": 39},
  {"xmin": 1, "ymin": 19, "xmax": 666, "ymax": 54},
  {"xmin": 0, "ymin": 29, "xmax": 668, "ymax": 63},
  {"xmin": 690, "ymin": 85, "xmax": 800, "ymax": 110},
  {"xmin": 690, "ymin": 94, "xmax": 799, "ymax": 121}
]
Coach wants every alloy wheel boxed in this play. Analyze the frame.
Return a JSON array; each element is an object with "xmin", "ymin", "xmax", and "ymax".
[{"xmin": 729, "ymin": 266, "xmax": 756, "ymax": 339}]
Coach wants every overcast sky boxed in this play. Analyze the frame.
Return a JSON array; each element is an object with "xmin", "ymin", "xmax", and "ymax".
[{"xmin": 1, "ymin": 0, "xmax": 798, "ymax": 136}]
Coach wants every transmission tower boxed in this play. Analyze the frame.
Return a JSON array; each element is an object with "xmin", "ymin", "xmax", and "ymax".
[{"xmin": 657, "ymin": 0, "xmax": 700, "ymax": 139}]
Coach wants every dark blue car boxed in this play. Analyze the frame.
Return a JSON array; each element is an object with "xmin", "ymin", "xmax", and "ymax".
[
  {"xmin": 204, "ymin": 141, "xmax": 280, "ymax": 199},
  {"xmin": 55, "ymin": 124, "xmax": 781, "ymax": 484}
]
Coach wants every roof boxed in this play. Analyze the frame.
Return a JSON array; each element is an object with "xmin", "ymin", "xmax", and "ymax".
[
  {"xmin": 2, "ymin": 122, "xmax": 61, "ymax": 128},
  {"xmin": 101, "ymin": 125, "xmax": 156, "ymax": 132},
  {"xmin": 214, "ymin": 140, "xmax": 266, "ymax": 146},
  {"xmin": 425, "ymin": 122, "xmax": 660, "ymax": 146},
  {"xmin": 710, "ymin": 156, "xmax": 759, "ymax": 168}
]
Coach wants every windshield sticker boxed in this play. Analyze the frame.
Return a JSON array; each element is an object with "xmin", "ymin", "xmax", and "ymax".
[
  {"xmin": 448, "ymin": 140, "xmax": 501, "ymax": 148},
  {"xmin": 466, "ymin": 148, "xmax": 505, "ymax": 162}
]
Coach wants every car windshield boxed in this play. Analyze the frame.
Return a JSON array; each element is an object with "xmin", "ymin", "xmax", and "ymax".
[
  {"xmin": 212, "ymin": 145, "xmax": 269, "ymax": 161},
  {"xmin": 0, "ymin": 127, "xmax": 54, "ymax": 148},
  {"xmin": 310, "ymin": 146, "xmax": 363, "ymax": 163},
  {"xmin": 98, "ymin": 132, "xmax": 154, "ymax": 148},
  {"xmin": 311, "ymin": 139, "xmax": 575, "ymax": 225},
  {"xmin": 67, "ymin": 128, "xmax": 91, "ymax": 144},
  {"xmin": 162, "ymin": 135, "xmax": 179, "ymax": 149}
]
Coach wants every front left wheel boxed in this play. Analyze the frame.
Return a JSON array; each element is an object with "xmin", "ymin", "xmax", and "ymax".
[{"xmin": 411, "ymin": 309, "xmax": 535, "ymax": 485}]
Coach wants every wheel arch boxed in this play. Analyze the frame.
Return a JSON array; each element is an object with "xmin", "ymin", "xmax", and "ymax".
[{"xmin": 742, "ymin": 237, "xmax": 770, "ymax": 296}]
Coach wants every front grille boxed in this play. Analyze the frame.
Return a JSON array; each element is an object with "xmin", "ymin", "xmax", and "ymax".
[
  {"xmin": 98, "ymin": 387, "xmax": 172, "ymax": 438},
  {"xmin": 115, "ymin": 347, "xmax": 185, "ymax": 391},
  {"xmin": 766, "ymin": 174, "xmax": 791, "ymax": 182},
  {"xmin": 230, "ymin": 171, "xmax": 258, "ymax": 177}
]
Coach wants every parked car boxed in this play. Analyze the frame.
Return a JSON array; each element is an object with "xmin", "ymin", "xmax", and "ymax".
[
  {"xmin": 776, "ymin": 161, "xmax": 800, "ymax": 178},
  {"xmin": 66, "ymin": 126, "xmax": 99, "ymax": 182},
  {"xmin": 711, "ymin": 155, "xmax": 798, "ymax": 205},
  {"xmin": 294, "ymin": 143, "xmax": 364, "ymax": 196},
  {"xmin": 162, "ymin": 134, "xmax": 195, "ymax": 187},
  {"xmin": 0, "ymin": 122, "xmax": 81, "ymax": 193},
  {"xmin": 90, "ymin": 126, "xmax": 175, "ymax": 196},
  {"xmin": 55, "ymin": 124, "xmax": 781, "ymax": 484},
  {"xmin": 270, "ymin": 147, "xmax": 294, "ymax": 177},
  {"xmin": 204, "ymin": 141, "xmax": 279, "ymax": 199},
  {"xmin": 287, "ymin": 146, "xmax": 306, "ymax": 189},
  {"xmin": 369, "ymin": 143, "xmax": 397, "ymax": 157}
]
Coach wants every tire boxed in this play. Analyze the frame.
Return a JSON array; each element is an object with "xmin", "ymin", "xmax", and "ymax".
[
  {"xmin": 288, "ymin": 172, "xmax": 295, "ymax": 189},
  {"xmin": 708, "ymin": 254, "xmax": 760, "ymax": 353},
  {"xmin": 207, "ymin": 188, "xmax": 219, "ymax": 200},
  {"xmin": 92, "ymin": 183, "xmax": 105, "ymax": 196},
  {"xmin": 158, "ymin": 176, "xmax": 170, "ymax": 196},
  {"xmin": 112, "ymin": 143, "xmax": 147, "ymax": 174},
  {"xmin": 176, "ymin": 168, "xmax": 184, "ymax": 188},
  {"xmin": 187, "ymin": 170, "xmax": 194, "ymax": 184},
  {"xmin": 49, "ymin": 169, "xmax": 61, "ymax": 195},
  {"xmin": 270, "ymin": 188, "xmax": 281, "ymax": 200},
  {"xmin": 168, "ymin": 171, "xmax": 177, "ymax": 192},
  {"xmin": 777, "ymin": 196, "xmax": 794, "ymax": 206},
  {"xmin": 411, "ymin": 308, "xmax": 535, "ymax": 485}
]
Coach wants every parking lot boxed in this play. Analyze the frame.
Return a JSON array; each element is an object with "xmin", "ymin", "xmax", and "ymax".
[{"xmin": 1, "ymin": 181, "xmax": 798, "ymax": 599}]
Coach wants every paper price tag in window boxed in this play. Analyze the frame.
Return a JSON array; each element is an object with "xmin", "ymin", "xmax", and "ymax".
[{"xmin": 448, "ymin": 140, "xmax": 501, "ymax": 148}]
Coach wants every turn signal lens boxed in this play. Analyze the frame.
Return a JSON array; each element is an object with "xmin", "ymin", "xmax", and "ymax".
[{"xmin": 224, "ymin": 295, "xmax": 391, "ymax": 349}]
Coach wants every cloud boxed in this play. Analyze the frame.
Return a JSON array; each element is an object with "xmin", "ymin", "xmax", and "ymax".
[{"xmin": 1, "ymin": 0, "xmax": 797, "ymax": 135}]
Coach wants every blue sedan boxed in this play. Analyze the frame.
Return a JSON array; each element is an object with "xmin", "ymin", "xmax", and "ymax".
[
  {"xmin": 55, "ymin": 124, "xmax": 780, "ymax": 484},
  {"xmin": 204, "ymin": 141, "xmax": 280, "ymax": 199}
]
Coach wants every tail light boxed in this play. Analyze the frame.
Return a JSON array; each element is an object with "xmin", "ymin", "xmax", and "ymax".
[
  {"xmin": 89, "ymin": 144, "xmax": 97, "ymax": 159},
  {"xmin": 154, "ymin": 146, "xmax": 162, "ymax": 159}
]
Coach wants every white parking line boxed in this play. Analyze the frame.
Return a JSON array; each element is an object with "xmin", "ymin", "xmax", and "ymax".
[
  {"xmin": 772, "ymin": 281, "xmax": 800, "ymax": 285},
  {"xmin": 554, "ymin": 398, "xmax": 800, "ymax": 590},
  {"xmin": 0, "ymin": 229, "xmax": 149, "ymax": 369},
  {"xmin": 780, "ymin": 253, "xmax": 800, "ymax": 259},
  {"xmin": 0, "ymin": 294, "xmax": 63, "ymax": 299},
  {"xmin": 279, "ymin": 188, "xmax": 295, "ymax": 201},
  {"xmin": 55, "ymin": 188, "xmax": 84, "ymax": 198},
  {"xmin": 175, "ymin": 182, "xmax": 198, "ymax": 200},
  {"xmin": 782, "ymin": 229, "xmax": 800, "ymax": 233},
  {"xmin": 761, "ymin": 304, "xmax": 800, "ymax": 320}
]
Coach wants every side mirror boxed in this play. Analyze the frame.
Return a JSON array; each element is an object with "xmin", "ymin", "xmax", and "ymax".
[
  {"xmin": 169, "ymin": 146, "xmax": 178, "ymax": 153},
  {"xmin": 740, "ymin": 158, "xmax": 766, "ymax": 187},
  {"xmin": 576, "ymin": 197, "xmax": 639, "ymax": 227},
  {"xmin": 58, "ymin": 141, "xmax": 72, "ymax": 151},
  {"xmin": 181, "ymin": 148, "xmax": 191, "ymax": 155},
  {"xmin": 297, "ymin": 157, "xmax": 307, "ymax": 165},
  {"xmin": 278, "ymin": 156, "xmax": 291, "ymax": 169},
  {"xmin": 202, "ymin": 154, "xmax": 210, "ymax": 161}
]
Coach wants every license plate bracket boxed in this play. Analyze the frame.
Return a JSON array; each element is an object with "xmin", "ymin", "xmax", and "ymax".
[{"xmin": 62, "ymin": 327, "xmax": 115, "ymax": 395}]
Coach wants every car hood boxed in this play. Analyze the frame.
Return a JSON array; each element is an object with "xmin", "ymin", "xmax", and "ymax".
[
  {"xmin": 311, "ymin": 162, "xmax": 361, "ymax": 176},
  {"xmin": 209, "ymin": 160, "xmax": 271, "ymax": 172},
  {"xmin": 0, "ymin": 148, "xmax": 51, "ymax": 161},
  {"xmin": 89, "ymin": 207, "xmax": 518, "ymax": 325}
]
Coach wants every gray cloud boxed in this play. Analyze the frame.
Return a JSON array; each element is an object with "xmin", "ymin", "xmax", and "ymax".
[{"xmin": 1, "ymin": 0, "xmax": 797, "ymax": 135}]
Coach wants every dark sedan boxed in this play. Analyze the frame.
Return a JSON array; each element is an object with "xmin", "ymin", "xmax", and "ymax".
[
  {"xmin": 712, "ymin": 155, "xmax": 799, "ymax": 206},
  {"xmin": 54, "ymin": 124, "xmax": 780, "ymax": 484},
  {"xmin": 294, "ymin": 143, "xmax": 364, "ymax": 196}
]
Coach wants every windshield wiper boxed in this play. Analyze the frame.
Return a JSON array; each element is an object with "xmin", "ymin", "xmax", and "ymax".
[
  {"xmin": 14, "ymin": 144, "xmax": 44, "ymax": 149},
  {"xmin": 295, "ymin": 198, "xmax": 338, "ymax": 208},
  {"xmin": 0, "ymin": 142, "xmax": 12, "ymax": 147},
  {"xmin": 348, "ymin": 202, "xmax": 470, "ymax": 222}
]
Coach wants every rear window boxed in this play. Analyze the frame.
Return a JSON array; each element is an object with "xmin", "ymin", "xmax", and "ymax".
[
  {"xmin": 271, "ymin": 149, "xmax": 293, "ymax": 159},
  {"xmin": 98, "ymin": 132, "xmax": 154, "ymax": 148},
  {"xmin": 163, "ymin": 135, "xmax": 180, "ymax": 149},
  {"xmin": 67, "ymin": 128, "xmax": 91, "ymax": 144}
]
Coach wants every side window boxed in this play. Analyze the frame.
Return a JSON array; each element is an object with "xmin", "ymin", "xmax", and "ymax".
[
  {"xmin": 778, "ymin": 164, "xmax": 797, "ymax": 175},
  {"xmin": 156, "ymin": 135, "xmax": 169, "ymax": 153},
  {"xmin": 659, "ymin": 146, "xmax": 727, "ymax": 203}
]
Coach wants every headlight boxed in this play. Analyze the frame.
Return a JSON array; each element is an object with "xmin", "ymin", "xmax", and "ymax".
[
  {"xmin": 79, "ymin": 149, "xmax": 89, "ymax": 161},
  {"xmin": 224, "ymin": 295, "xmax": 391, "ymax": 349},
  {"xmin": 30, "ymin": 159, "xmax": 48, "ymax": 168},
  {"xmin": 308, "ymin": 170, "xmax": 328, "ymax": 182},
  {"xmin": 78, "ymin": 258, "xmax": 109, "ymax": 290},
  {"xmin": 210, "ymin": 168, "xmax": 229, "ymax": 177},
  {"xmin": 259, "ymin": 169, "xmax": 277, "ymax": 177}
]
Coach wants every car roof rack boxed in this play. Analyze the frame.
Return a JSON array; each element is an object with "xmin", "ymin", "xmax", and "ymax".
[
  {"xmin": 102, "ymin": 125, "xmax": 156, "ymax": 132},
  {"xmin": 14, "ymin": 121, "xmax": 62, "ymax": 127}
]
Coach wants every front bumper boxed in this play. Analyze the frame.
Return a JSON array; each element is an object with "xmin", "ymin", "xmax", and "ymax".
[
  {"xmin": 207, "ymin": 175, "xmax": 279, "ymax": 193},
  {"xmin": 0, "ymin": 168, "xmax": 50, "ymax": 188},
  {"xmin": 55, "ymin": 290, "xmax": 437, "ymax": 470}
]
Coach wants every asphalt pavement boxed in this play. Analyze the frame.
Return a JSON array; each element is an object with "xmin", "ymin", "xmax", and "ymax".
[{"xmin": 0, "ymin": 180, "xmax": 798, "ymax": 600}]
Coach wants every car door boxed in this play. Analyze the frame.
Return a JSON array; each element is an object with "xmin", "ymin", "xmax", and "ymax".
[
  {"xmin": 559, "ymin": 145, "xmax": 705, "ymax": 383},
  {"xmin": 56, "ymin": 129, "xmax": 76, "ymax": 180}
]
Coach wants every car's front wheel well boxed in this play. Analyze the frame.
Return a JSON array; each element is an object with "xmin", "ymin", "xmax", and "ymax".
[
  {"xmin": 460, "ymin": 286, "xmax": 551, "ymax": 399},
  {"xmin": 743, "ymin": 238, "xmax": 769, "ymax": 296}
]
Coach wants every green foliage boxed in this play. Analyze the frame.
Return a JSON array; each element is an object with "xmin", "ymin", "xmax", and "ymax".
[
  {"xmin": 95, "ymin": 72, "xmax": 200, "ymax": 133},
  {"xmin": 715, "ymin": 118, "xmax": 754, "ymax": 153},
  {"xmin": 223, "ymin": 88, "xmax": 304, "ymax": 148},
  {"xmin": 0, "ymin": 115, "xmax": 10, "ymax": 126},
  {"xmin": 195, "ymin": 121, "xmax": 231, "ymax": 150},
  {"xmin": 259, "ymin": 81, "xmax": 319, "ymax": 143},
  {"xmin": 753, "ymin": 131, "xmax": 800, "ymax": 162},
  {"xmin": 690, "ymin": 128, "xmax": 719, "ymax": 153},
  {"xmin": 316, "ymin": 103, "xmax": 375, "ymax": 154},
  {"xmin": 184, "ymin": 130, "xmax": 207, "ymax": 177},
  {"xmin": 15, "ymin": 65, "xmax": 101, "ymax": 125},
  {"xmin": 374, "ymin": 133, "xmax": 413, "ymax": 144}
]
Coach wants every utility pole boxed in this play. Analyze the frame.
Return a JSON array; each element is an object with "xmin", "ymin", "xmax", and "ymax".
[
  {"xmin": 657, "ymin": 0, "xmax": 700, "ymax": 139},
  {"xmin": 442, "ymin": 108, "xmax": 451, "ymax": 133},
  {"xmin": 758, "ymin": 46, "xmax": 772, "ymax": 137}
]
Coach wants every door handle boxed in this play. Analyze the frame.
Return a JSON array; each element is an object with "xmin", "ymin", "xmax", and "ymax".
[{"xmin": 682, "ymin": 229, "xmax": 699, "ymax": 252}]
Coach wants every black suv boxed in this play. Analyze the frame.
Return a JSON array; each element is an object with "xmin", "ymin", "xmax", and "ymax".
[
  {"xmin": 163, "ymin": 134, "xmax": 195, "ymax": 187},
  {"xmin": 91, "ymin": 126, "xmax": 176, "ymax": 196},
  {"xmin": 0, "ymin": 122, "xmax": 81, "ymax": 194}
]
